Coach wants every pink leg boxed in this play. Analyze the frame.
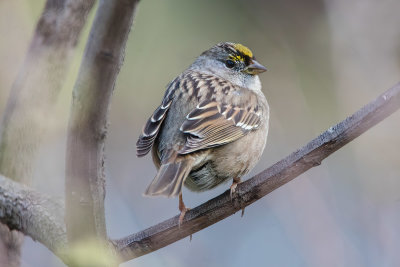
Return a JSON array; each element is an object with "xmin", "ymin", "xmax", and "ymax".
[
  {"xmin": 178, "ymin": 192, "xmax": 190, "ymax": 227},
  {"xmin": 230, "ymin": 177, "xmax": 241, "ymax": 200}
]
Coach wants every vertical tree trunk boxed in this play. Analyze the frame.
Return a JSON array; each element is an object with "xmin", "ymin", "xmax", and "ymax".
[
  {"xmin": 65, "ymin": 0, "xmax": 140, "ymax": 245},
  {"xmin": 0, "ymin": 1, "xmax": 94, "ymax": 266}
]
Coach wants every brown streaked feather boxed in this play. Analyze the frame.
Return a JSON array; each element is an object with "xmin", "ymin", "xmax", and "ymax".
[
  {"xmin": 136, "ymin": 79, "xmax": 179, "ymax": 157},
  {"xmin": 136, "ymin": 104, "xmax": 170, "ymax": 157},
  {"xmin": 179, "ymin": 100, "xmax": 261, "ymax": 154}
]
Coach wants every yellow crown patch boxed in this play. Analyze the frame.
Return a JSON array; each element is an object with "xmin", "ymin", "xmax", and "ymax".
[{"xmin": 233, "ymin": 43, "xmax": 253, "ymax": 58}]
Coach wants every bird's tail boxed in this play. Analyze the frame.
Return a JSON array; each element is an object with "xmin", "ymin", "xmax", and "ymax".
[{"xmin": 144, "ymin": 152, "xmax": 194, "ymax": 197}]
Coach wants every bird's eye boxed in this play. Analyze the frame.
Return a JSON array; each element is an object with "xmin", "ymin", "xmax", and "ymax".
[{"xmin": 225, "ymin": 60, "xmax": 235, "ymax": 69}]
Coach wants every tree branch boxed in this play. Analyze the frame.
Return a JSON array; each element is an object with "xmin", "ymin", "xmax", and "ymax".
[
  {"xmin": 0, "ymin": 175, "xmax": 67, "ymax": 261},
  {"xmin": 0, "ymin": 1, "xmax": 94, "ymax": 265},
  {"xmin": 65, "ymin": 0, "xmax": 140, "ymax": 243},
  {"xmin": 113, "ymin": 82, "xmax": 400, "ymax": 262}
]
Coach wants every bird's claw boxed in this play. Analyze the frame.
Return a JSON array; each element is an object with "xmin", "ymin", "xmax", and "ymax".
[{"xmin": 178, "ymin": 207, "xmax": 190, "ymax": 227}]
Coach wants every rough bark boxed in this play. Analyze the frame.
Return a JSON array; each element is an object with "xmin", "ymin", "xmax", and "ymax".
[
  {"xmin": 0, "ymin": 1, "xmax": 94, "ymax": 266},
  {"xmin": 65, "ymin": 0, "xmax": 140, "ymax": 244},
  {"xmin": 0, "ymin": 175, "xmax": 67, "ymax": 262}
]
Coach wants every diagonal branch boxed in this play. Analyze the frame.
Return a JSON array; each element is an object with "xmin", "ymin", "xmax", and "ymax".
[
  {"xmin": 65, "ymin": 0, "xmax": 140, "ymax": 243},
  {"xmin": 114, "ymin": 82, "xmax": 400, "ymax": 262}
]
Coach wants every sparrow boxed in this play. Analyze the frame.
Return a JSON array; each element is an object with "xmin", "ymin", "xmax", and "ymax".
[{"xmin": 137, "ymin": 42, "xmax": 269, "ymax": 224}]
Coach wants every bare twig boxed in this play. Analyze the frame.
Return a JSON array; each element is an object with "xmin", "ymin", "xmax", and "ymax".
[
  {"xmin": 0, "ymin": 174, "xmax": 67, "ymax": 261},
  {"xmin": 114, "ymin": 82, "xmax": 400, "ymax": 262},
  {"xmin": 65, "ymin": 0, "xmax": 140, "ymax": 243},
  {"xmin": 0, "ymin": 1, "xmax": 94, "ymax": 265}
]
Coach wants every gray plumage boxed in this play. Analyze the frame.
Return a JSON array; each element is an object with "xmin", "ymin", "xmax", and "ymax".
[{"xmin": 137, "ymin": 42, "xmax": 269, "ymax": 197}]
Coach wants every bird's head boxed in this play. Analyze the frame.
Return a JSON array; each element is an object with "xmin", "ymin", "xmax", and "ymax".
[{"xmin": 190, "ymin": 42, "xmax": 267, "ymax": 89}]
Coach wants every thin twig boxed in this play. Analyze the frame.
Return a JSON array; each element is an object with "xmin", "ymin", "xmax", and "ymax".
[
  {"xmin": 65, "ymin": 0, "xmax": 140, "ymax": 243},
  {"xmin": 114, "ymin": 82, "xmax": 400, "ymax": 262}
]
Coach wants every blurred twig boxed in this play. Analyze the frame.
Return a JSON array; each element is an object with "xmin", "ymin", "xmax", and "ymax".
[
  {"xmin": 65, "ymin": 0, "xmax": 139, "ymax": 246},
  {"xmin": 0, "ymin": 1, "xmax": 94, "ymax": 265},
  {"xmin": 0, "ymin": 0, "xmax": 95, "ymax": 184},
  {"xmin": 114, "ymin": 82, "xmax": 400, "ymax": 262}
]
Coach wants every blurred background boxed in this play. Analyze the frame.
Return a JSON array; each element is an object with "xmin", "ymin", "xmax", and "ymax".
[{"xmin": 1, "ymin": 0, "xmax": 400, "ymax": 266}]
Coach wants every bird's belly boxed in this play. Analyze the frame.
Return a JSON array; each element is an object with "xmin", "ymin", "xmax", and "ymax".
[{"xmin": 184, "ymin": 127, "xmax": 268, "ymax": 192}]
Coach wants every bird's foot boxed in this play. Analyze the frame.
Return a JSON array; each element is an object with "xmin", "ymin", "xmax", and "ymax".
[
  {"xmin": 179, "ymin": 193, "xmax": 190, "ymax": 227},
  {"xmin": 230, "ymin": 177, "xmax": 241, "ymax": 200},
  {"xmin": 178, "ymin": 206, "xmax": 190, "ymax": 227}
]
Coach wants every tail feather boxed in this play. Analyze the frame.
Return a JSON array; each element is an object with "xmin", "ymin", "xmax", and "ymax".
[{"xmin": 144, "ymin": 155, "xmax": 194, "ymax": 197}]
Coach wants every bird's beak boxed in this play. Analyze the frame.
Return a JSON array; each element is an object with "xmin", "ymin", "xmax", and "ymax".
[{"xmin": 243, "ymin": 59, "xmax": 267, "ymax": 75}]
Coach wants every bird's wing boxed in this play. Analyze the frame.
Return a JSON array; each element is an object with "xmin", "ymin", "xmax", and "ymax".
[
  {"xmin": 136, "ymin": 79, "xmax": 179, "ymax": 157},
  {"xmin": 179, "ymin": 99, "xmax": 262, "ymax": 154}
]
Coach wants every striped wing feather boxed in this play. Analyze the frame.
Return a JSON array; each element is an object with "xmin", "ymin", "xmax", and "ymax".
[
  {"xmin": 136, "ymin": 81, "xmax": 177, "ymax": 157},
  {"xmin": 179, "ymin": 100, "xmax": 261, "ymax": 154}
]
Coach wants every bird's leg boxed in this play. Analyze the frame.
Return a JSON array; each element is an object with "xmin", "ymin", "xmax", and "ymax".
[
  {"xmin": 178, "ymin": 192, "xmax": 190, "ymax": 227},
  {"xmin": 230, "ymin": 177, "xmax": 241, "ymax": 200},
  {"xmin": 230, "ymin": 177, "xmax": 246, "ymax": 216}
]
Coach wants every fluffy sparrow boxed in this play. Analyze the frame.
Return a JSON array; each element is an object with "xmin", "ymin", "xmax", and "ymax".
[{"xmin": 137, "ymin": 42, "xmax": 269, "ymax": 224}]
